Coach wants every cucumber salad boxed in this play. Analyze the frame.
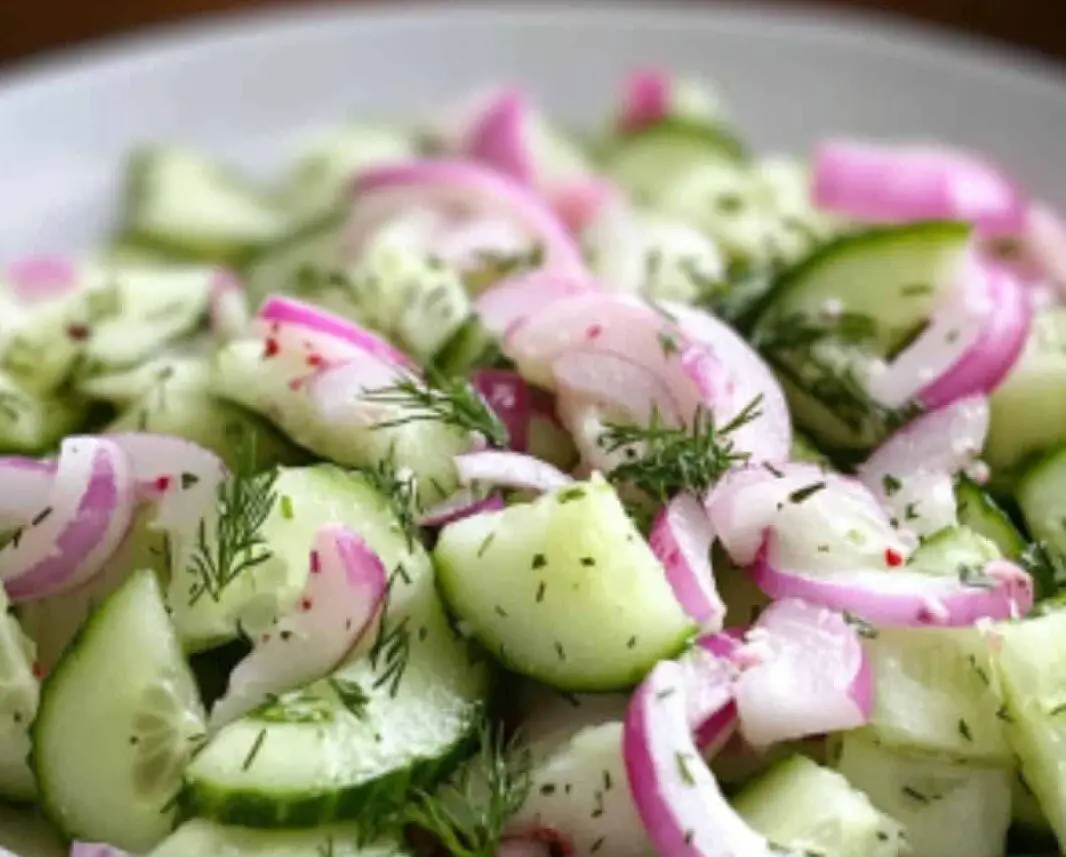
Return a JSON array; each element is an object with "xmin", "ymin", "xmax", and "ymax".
[{"xmin": 3, "ymin": 70, "xmax": 1066, "ymax": 857}]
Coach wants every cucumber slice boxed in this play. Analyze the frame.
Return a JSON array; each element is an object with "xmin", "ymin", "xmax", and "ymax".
[
  {"xmin": 431, "ymin": 317, "xmax": 504, "ymax": 378},
  {"xmin": 836, "ymin": 733, "xmax": 1012, "ymax": 857},
  {"xmin": 601, "ymin": 117, "xmax": 746, "ymax": 205},
  {"xmin": 986, "ymin": 307, "xmax": 1066, "ymax": 476},
  {"xmin": 32, "ymin": 569, "xmax": 206, "ymax": 851},
  {"xmin": 955, "ymin": 476, "xmax": 1025, "ymax": 560},
  {"xmin": 213, "ymin": 339, "xmax": 468, "ymax": 506},
  {"xmin": 1017, "ymin": 445, "xmax": 1066, "ymax": 564},
  {"xmin": 183, "ymin": 559, "xmax": 489, "ymax": 827},
  {"xmin": 905, "ymin": 525, "xmax": 1002, "ymax": 577},
  {"xmin": 0, "ymin": 586, "xmax": 38, "ymax": 801},
  {"xmin": 510, "ymin": 721, "xmax": 651, "ymax": 857},
  {"xmin": 0, "ymin": 372, "xmax": 84, "ymax": 455},
  {"xmin": 148, "ymin": 819, "xmax": 410, "ymax": 857},
  {"xmin": 169, "ymin": 464, "xmax": 419, "ymax": 651},
  {"xmin": 988, "ymin": 610, "xmax": 1066, "ymax": 849},
  {"xmin": 122, "ymin": 147, "xmax": 287, "ymax": 265},
  {"xmin": 732, "ymin": 755, "xmax": 907, "ymax": 857},
  {"xmin": 101, "ymin": 357, "xmax": 300, "ymax": 472},
  {"xmin": 434, "ymin": 475, "xmax": 696, "ymax": 691},
  {"xmin": 859, "ymin": 626, "xmax": 1009, "ymax": 763},
  {"xmin": 753, "ymin": 222, "xmax": 972, "ymax": 356}
]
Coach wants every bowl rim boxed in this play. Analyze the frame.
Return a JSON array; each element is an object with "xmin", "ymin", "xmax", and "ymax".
[{"xmin": 1, "ymin": 1, "xmax": 1065, "ymax": 104}]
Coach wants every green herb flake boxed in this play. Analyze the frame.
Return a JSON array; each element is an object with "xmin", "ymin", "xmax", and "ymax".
[
  {"xmin": 882, "ymin": 474, "xmax": 903, "ymax": 496},
  {"xmin": 788, "ymin": 481, "xmax": 827, "ymax": 504}
]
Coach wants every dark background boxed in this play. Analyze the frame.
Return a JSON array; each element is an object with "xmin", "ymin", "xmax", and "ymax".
[{"xmin": 0, "ymin": 0, "xmax": 1064, "ymax": 67}]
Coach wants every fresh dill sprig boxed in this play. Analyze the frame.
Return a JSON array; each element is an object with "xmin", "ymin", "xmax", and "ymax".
[
  {"xmin": 367, "ymin": 564, "xmax": 415, "ymax": 697},
  {"xmin": 403, "ymin": 719, "xmax": 533, "ymax": 857},
  {"xmin": 187, "ymin": 436, "xmax": 279, "ymax": 605},
  {"xmin": 753, "ymin": 310, "xmax": 919, "ymax": 435},
  {"xmin": 327, "ymin": 677, "xmax": 370, "ymax": 720},
  {"xmin": 363, "ymin": 371, "xmax": 508, "ymax": 448},
  {"xmin": 353, "ymin": 452, "xmax": 422, "ymax": 552},
  {"xmin": 598, "ymin": 396, "xmax": 763, "ymax": 502}
]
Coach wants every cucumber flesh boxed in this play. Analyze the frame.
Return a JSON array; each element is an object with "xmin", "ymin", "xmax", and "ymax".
[
  {"xmin": 601, "ymin": 117, "xmax": 746, "ymax": 205},
  {"xmin": 754, "ymin": 221, "xmax": 972, "ymax": 357},
  {"xmin": 1016, "ymin": 445, "xmax": 1066, "ymax": 565},
  {"xmin": 835, "ymin": 733, "xmax": 1011, "ymax": 857},
  {"xmin": 31, "ymin": 570, "xmax": 206, "ymax": 851},
  {"xmin": 168, "ymin": 464, "xmax": 424, "ymax": 651},
  {"xmin": 434, "ymin": 474, "xmax": 695, "ymax": 691},
  {"xmin": 183, "ymin": 562, "xmax": 488, "ymax": 828},
  {"xmin": 122, "ymin": 148, "xmax": 287, "ymax": 265},
  {"xmin": 0, "ymin": 586, "xmax": 38, "ymax": 801},
  {"xmin": 732, "ymin": 754, "xmax": 907, "ymax": 857},
  {"xmin": 859, "ymin": 626, "xmax": 1009, "ymax": 763},
  {"xmin": 955, "ymin": 476, "xmax": 1025, "ymax": 560},
  {"xmin": 0, "ymin": 371, "xmax": 84, "ymax": 455},
  {"xmin": 986, "ymin": 307, "xmax": 1066, "ymax": 476},
  {"xmin": 989, "ymin": 610, "xmax": 1066, "ymax": 851},
  {"xmin": 212, "ymin": 339, "xmax": 468, "ymax": 506},
  {"xmin": 905, "ymin": 525, "xmax": 1002, "ymax": 578},
  {"xmin": 147, "ymin": 818, "xmax": 411, "ymax": 857}
]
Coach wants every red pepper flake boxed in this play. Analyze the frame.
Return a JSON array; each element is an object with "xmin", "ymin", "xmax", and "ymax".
[
  {"xmin": 31, "ymin": 662, "xmax": 43, "ymax": 679},
  {"xmin": 263, "ymin": 337, "xmax": 280, "ymax": 358},
  {"xmin": 306, "ymin": 352, "xmax": 324, "ymax": 368},
  {"xmin": 287, "ymin": 377, "xmax": 303, "ymax": 391},
  {"xmin": 309, "ymin": 550, "xmax": 321, "ymax": 574},
  {"xmin": 300, "ymin": 597, "xmax": 313, "ymax": 612},
  {"xmin": 65, "ymin": 323, "xmax": 91, "ymax": 341},
  {"xmin": 586, "ymin": 324, "xmax": 603, "ymax": 340},
  {"xmin": 154, "ymin": 475, "xmax": 172, "ymax": 492},
  {"xmin": 884, "ymin": 547, "xmax": 904, "ymax": 568}
]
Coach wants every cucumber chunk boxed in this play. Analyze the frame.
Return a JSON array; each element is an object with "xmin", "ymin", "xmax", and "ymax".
[
  {"xmin": 32, "ymin": 570, "xmax": 206, "ymax": 851},
  {"xmin": 148, "ymin": 818, "xmax": 410, "ymax": 857},
  {"xmin": 905, "ymin": 525, "xmax": 1002, "ymax": 577},
  {"xmin": 601, "ymin": 117, "xmax": 746, "ymax": 205},
  {"xmin": 183, "ymin": 559, "xmax": 488, "ymax": 828},
  {"xmin": 733, "ymin": 755, "xmax": 907, "ymax": 857},
  {"xmin": 0, "ymin": 585, "xmax": 38, "ymax": 801},
  {"xmin": 122, "ymin": 147, "xmax": 287, "ymax": 265},
  {"xmin": 212, "ymin": 339, "xmax": 468, "ymax": 506},
  {"xmin": 986, "ymin": 307, "xmax": 1066, "ymax": 476},
  {"xmin": 0, "ymin": 372, "xmax": 83, "ymax": 455},
  {"xmin": 836, "ymin": 733, "xmax": 1011, "ymax": 857},
  {"xmin": 988, "ymin": 610, "xmax": 1066, "ymax": 851},
  {"xmin": 168, "ymin": 464, "xmax": 420, "ymax": 652},
  {"xmin": 1017, "ymin": 445, "xmax": 1066, "ymax": 563},
  {"xmin": 955, "ymin": 476, "xmax": 1025, "ymax": 560},
  {"xmin": 859, "ymin": 626, "xmax": 1009, "ymax": 763},
  {"xmin": 434, "ymin": 475, "xmax": 695, "ymax": 691}
]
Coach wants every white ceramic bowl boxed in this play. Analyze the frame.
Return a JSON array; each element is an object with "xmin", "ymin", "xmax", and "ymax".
[{"xmin": 1, "ymin": 4, "xmax": 1065, "ymax": 854}]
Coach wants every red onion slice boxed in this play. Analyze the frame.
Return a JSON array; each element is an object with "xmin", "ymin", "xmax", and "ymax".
[
  {"xmin": 419, "ymin": 489, "xmax": 506, "ymax": 527},
  {"xmin": 349, "ymin": 160, "xmax": 585, "ymax": 272},
  {"xmin": 210, "ymin": 522, "xmax": 388, "ymax": 727},
  {"xmin": 475, "ymin": 269, "xmax": 598, "ymax": 338},
  {"xmin": 624, "ymin": 660, "xmax": 774, "ymax": 857},
  {"xmin": 707, "ymin": 463, "xmax": 913, "ymax": 575},
  {"xmin": 918, "ymin": 261, "xmax": 1032, "ymax": 408},
  {"xmin": 5, "ymin": 255, "xmax": 79, "ymax": 305},
  {"xmin": 618, "ymin": 69, "xmax": 671, "ymax": 134},
  {"xmin": 257, "ymin": 295, "xmax": 415, "ymax": 369},
  {"xmin": 472, "ymin": 369, "xmax": 534, "ymax": 452},
  {"xmin": 70, "ymin": 844, "xmax": 133, "ymax": 857},
  {"xmin": 750, "ymin": 551, "xmax": 1033, "ymax": 628},
  {"xmin": 733, "ymin": 599, "xmax": 871, "ymax": 748},
  {"xmin": 454, "ymin": 450, "xmax": 573, "ymax": 494},
  {"xmin": 858, "ymin": 395, "xmax": 989, "ymax": 536},
  {"xmin": 665, "ymin": 302, "xmax": 792, "ymax": 464},
  {"xmin": 680, "ymin": 633, "xmax": 740, "ymax": 754},
  {"xmin": 0, "ymin": 456, "xmax": 54, "ymax": 526},
  {"xmin": 1, "ymin": 437, "xmax": 134, "ymax": 603},
  {"xmin": 650, "ymin": 494, "xmax": 726, "ymax": 631},
  {"xmin": 813, "ymin": 139, "xmax": 1029, "ymax": 236}
]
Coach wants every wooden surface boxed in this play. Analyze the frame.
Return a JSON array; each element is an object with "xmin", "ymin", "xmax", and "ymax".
[{"xmin": 0, "ymin": 0, "xmax": 1065, "ymax": 66}]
